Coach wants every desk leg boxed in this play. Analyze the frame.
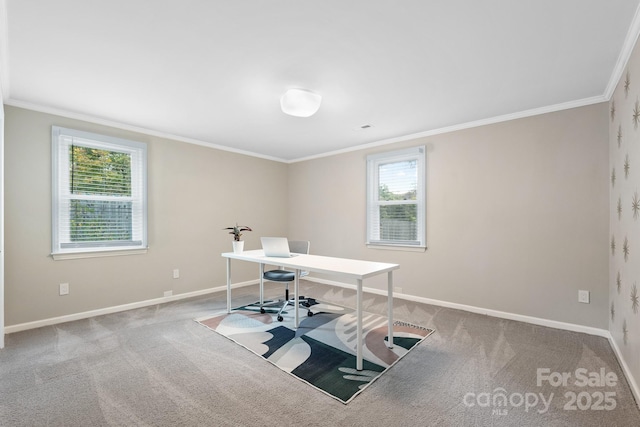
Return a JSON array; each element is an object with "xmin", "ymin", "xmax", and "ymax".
[
  {"xmin": 356, "ymin": 278, "xmax": 363, "ymax": 371},
  {"xmin": 226, "ymin": 258, "xmax": 231, "ymax": 314},
  {"xmin": 387, "ymin": 271, "xmax": 394, "ymax": 349},
  {"xmin": 259, "ymin": 263, "xmax": 264, "ymax": 308},
  {"xmin": 294, "ymin": 269, "xmax": 300, "ymax": 328}
]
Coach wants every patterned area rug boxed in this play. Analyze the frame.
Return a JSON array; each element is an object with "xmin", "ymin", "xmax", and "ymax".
[{"xmin": 196, "ymin": 299, "xmax": 434, "ymax": 404}]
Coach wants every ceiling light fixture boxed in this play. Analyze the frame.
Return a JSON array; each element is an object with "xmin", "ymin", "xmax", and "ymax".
[{"xmin": 280, "ymin": 88, "xmax": 322, "ymax": 117}]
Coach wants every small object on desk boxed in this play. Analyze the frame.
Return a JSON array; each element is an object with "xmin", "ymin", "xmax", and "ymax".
[
  {"xmin": 223, "ymin": 223, "xmax": 252, "ymax": 253},
  {"xmin": 260, "ymin": 236, "xmax": 299, "ymax": 258}
]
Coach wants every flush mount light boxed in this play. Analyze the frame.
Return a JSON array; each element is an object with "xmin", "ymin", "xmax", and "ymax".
[{"xmin": 280, "ymin": 88, "xmax": 322, "ymax": 117}]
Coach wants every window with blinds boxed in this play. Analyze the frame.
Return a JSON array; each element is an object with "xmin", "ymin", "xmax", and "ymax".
[
  {"xmin": 366, "ymin": 146, "xmax": 425, "ymax": 248},
  {"xmin": 52, "ymin": 126, "xmax": 147, "ymax": 258}
]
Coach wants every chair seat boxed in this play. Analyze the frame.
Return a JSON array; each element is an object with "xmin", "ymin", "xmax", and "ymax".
[
  {"xmin": 263, "ymin": 270, "xmax": 295, "ymax": 282},
  {"xmin": 261, "ymin": 240, "xmax": 312, "ymax": 322}
]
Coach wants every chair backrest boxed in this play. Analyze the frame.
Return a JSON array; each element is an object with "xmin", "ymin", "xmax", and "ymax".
[{"xmin": 288, "ymin": 240, "xmax": 310, "ymax": 255}]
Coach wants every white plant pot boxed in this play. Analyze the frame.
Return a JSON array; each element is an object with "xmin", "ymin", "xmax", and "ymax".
[{"xmin": 232, "ymin": 240, "xmax": 244, "ymax": 253}]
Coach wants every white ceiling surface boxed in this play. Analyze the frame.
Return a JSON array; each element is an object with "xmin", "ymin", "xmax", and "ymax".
[{"xmin": 3, "ymin": 1, "xmax": 640, "ymax": 162}]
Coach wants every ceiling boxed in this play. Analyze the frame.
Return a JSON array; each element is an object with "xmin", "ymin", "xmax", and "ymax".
[{"xmin": 2, "ymin": 0, "xmax": 640, "ymax": 162}]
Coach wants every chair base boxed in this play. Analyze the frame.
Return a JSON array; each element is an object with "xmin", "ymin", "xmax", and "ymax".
[{"xmin": 260, "ymin": 296, "xmax": 316, "ymax": 321}]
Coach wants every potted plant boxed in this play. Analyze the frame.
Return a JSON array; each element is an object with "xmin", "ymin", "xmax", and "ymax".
[{"xmin": 224, "ymin": 223, "xmax": 252, "ymax": 253}]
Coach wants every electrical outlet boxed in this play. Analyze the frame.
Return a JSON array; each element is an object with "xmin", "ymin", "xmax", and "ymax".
[
  {"xmin": 59, "ymin": 283, "xmax": 69, "ymax": 296},
  {"xmin": 164, "ymin": 290, "xmax": 173, "ymax": 298},
  {"xmin": 173, "ymin": 269, "xmax": 180, "ymax": 279},
  {"xmin": 394, "ymin": 286, "xmax": 403, "ymax": 294},
  {"xmin": 578, "ymin": 290, "xmax": 590, "ymax": 304}
]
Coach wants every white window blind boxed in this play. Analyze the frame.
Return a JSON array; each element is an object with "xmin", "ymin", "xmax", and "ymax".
[
  {"xmin": 367, "ymin": 146, "xmax": 425, "ymax": 247},
  {"xmin": 52, "ymin": 126, "xmax": 147, "ymax": 257}
]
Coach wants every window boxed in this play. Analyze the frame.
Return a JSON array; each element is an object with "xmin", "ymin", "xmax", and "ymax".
[
  {"xmin": 52, "ymin": 126, "xmax": 147, "ymax": 259},
  {"xmin": 367, "ymin": 146, "xmax": 425, "ymax": 248}
]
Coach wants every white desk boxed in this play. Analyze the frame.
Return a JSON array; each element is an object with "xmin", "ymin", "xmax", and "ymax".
[{"xmin": 222, "ymin": 249, "xmax": 399, "ymax": 370}]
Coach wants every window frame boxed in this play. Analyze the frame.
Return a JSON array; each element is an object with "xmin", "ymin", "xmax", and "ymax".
[
  {"xmin": 51, "ymin": 126, "xmax": 148, "ymax": 260},
  {"xmin": 366, "ymin": 145, "xmax": 426, "ymax": 250}
]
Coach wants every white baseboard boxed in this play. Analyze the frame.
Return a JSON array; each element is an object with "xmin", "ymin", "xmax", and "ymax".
[
  {"xmin": 5, "ymin": 275, "xmax": 637, "ymax": 410},
  {"xmin": 6, "ymin": 275, "xmax": 609, "ymax": 338},
  {"xmin": 306, "ymin": 276, "xmax": 640, "ymax": 408},
  {"xmin": 4, "ymin": 279, "xmax": 258, "ymax": 334},
  {"xmin": 304, "ymin": 276, "xmax": 610, "ymax": 337},
  {"xmin": 607, "ymin": 332, "xmax": 640, "ymax": 407}
]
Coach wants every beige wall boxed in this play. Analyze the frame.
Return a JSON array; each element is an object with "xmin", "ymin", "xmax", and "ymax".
[
  {"xmin": 609, "ymin": 33, "xmax": 640, "ymax": 399},
  {"xmin": 4, "ymin": 106, "xmax": 288, "ymax": 326},
  {"xmin": 3, "ymin": 101, "xmax": 611, "ymax": 333},
  {"xmin": 289, "ymin": 103, "xmax": 609, "ymax": 329}
]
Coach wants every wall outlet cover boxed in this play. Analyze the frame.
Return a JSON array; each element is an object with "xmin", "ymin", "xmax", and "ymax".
[
  {"xmin": 578, "ymin": 290, "xmax": 590, "ymax": 304},
  {"xmin": 59, "ymin": 283, "xmax": 69, "ymax": 296}
]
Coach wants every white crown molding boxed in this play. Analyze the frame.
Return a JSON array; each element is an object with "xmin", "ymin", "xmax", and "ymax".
[
  {"xmin": 6, "ymin": 92, "xmax": 606, "ymax": 165},
  {"xmin": 290, "ymin": 95, "xmax": 608, "ymax": 163},
  {"xmin": 604, "ymin": 1, "xmax": 640, "ymax": 100},
  {"xmin": 0, "ymin": 2, "xmax": 635, "ymax": 164},
  {"xmin": 4, "ymin": 99, "xmax": 289, "ymax": 163}
]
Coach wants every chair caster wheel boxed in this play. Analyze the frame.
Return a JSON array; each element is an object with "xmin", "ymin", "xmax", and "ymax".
[
  {"xmin": 307, "ymin": 311, "xmax": 313, "ymax": 317},
  {"xmin": 302, "ymin": 302, "xmax": 310, "ymax": 308},
  {"xmin": 260, "ymin": 308, "xmax": 265, "ymax": 314},
  {"xmin": 277, "ymin": 315, "xmax": 284, "ymax": 322}
]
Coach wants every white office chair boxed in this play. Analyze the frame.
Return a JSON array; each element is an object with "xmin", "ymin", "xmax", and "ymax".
[{"xmin": 262, "ymin": 240, "xmax": 314, "ymax": 322}]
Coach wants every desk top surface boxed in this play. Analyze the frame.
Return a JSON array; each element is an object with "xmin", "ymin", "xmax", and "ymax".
[{"xmin": 222, "ymin": 250, "xmax": 399, "ymax": 279}]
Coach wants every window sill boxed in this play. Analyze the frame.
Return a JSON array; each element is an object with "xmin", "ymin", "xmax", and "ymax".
[
  {"xmin": 366, "ymin": 244, "xmax": 427, "ymax": 253},
  {"xmin": 52, "ymin": 247, "xmax": 148, "ymax": 260}
]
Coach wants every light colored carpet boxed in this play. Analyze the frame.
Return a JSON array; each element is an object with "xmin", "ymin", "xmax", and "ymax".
[{"xmin": 1, "ymin": 281, "xmax": 639, "ymax": 426}]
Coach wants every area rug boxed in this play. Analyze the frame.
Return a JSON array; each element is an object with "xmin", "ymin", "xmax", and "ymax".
[{"xmin": 196, "ymin": 299, "xmax": 434, "ymax": 404}]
